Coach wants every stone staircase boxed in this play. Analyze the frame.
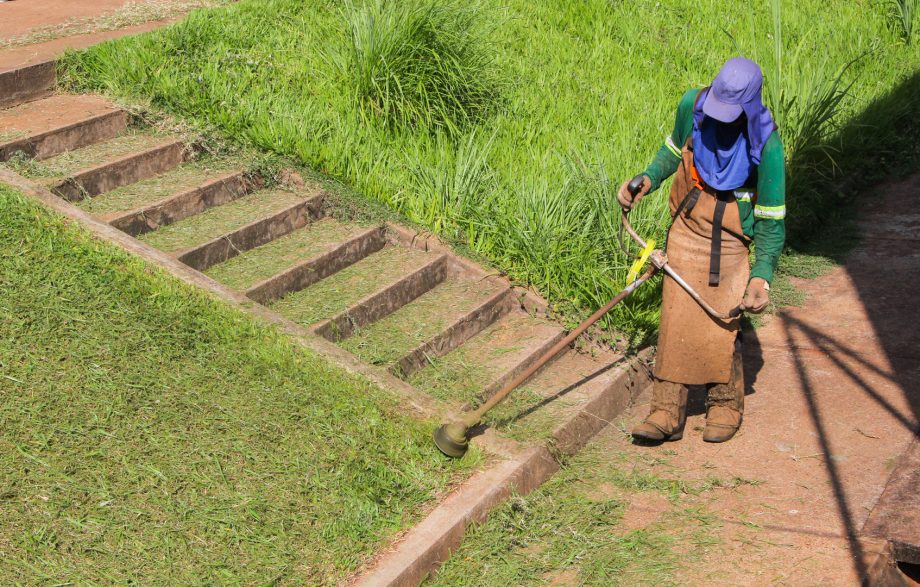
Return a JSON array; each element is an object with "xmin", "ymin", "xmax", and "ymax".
[
  {"xmin": 1, "ymin": 86, "xmax": 644, "ymax": 442},
  {"xmin": 0, "ymin": 71, "xmax": 651, "ymax": 585}
]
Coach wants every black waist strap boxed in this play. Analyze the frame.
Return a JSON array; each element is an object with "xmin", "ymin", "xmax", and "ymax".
[
  {"xmin": 709, "ymin": 198, "xmax": 727, "ymax": 286},
  {"xmin": 669, "ymin": 187, "xmax": 733, "ymax": 285}
]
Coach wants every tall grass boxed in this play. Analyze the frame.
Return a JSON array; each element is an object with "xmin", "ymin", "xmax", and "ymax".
[
  {"xmin": 339, "ymin": 0, "xmax": 501, "ymax": 133},
  {"xmin": 404, "ymin": 129, "xmax": 496, "ymax": 237},
  {"xmin": 61, "ymin": 0, "xmax": 920, "ymax": 337},
  {"xmin": 887, "ymin": 0, "xmax": 915, "ymax": 43},
  {"xmin": 757, "ymin": 0, "xmax": 860, "ymax": 238}
]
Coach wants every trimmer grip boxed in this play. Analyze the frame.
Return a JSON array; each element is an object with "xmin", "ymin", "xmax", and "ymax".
[
  {"xmin": 627, "ymin": 174, "xmax": 646, "ymax": 196},
  {"xmin": 728, "ymin": 305, "xmax": 743, "ymax": 318}
]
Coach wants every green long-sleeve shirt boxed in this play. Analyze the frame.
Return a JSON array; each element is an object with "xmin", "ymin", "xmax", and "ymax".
[{"xmin": 642, "ymin": 88, "xmax": 786, "ymax": 284}]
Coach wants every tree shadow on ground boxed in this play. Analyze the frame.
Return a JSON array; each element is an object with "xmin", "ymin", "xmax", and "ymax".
[{"xmin": 744, "ymin": 69, "xmax": 920, "ymax": 579}]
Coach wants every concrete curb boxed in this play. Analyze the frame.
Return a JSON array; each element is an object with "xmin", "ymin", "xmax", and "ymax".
[
  {"xmin": 862, "ymin": 437, "xmax": 920, "ymax": 566},
  {"xmin": 349, "ymin": 351, "xmax": 652, "ymax": 586},
  {"xmin": 350, "ymin": 446, "xmax": 560, "ymax": 587}
]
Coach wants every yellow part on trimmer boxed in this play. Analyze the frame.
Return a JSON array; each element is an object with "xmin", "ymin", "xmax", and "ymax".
[{"xmin": 626, "ymin": 239, "xmax": 656, "ymax": 285}]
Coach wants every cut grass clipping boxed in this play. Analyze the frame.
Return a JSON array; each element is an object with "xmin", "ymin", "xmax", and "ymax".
[
  {"xmin": 62, "ymin": 0, "xmax": 920, "ymax": 340},
  {"xmin": 0, "ymin": 185, "xmax": 479, "ymax": 584}
]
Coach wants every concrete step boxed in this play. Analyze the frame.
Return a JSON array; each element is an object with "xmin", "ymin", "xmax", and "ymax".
[
  {"xmin": 36, "ymin": 132, "xmax": 187, "ymax": 201},
  {"xmin": 863, "ymin": 438, "xmax": 920, "ymax": 566},
  {"xmin": 493, "ymin": 348, "xmax": 637, "ymax": 453},
  {"xmin": 0, "ymin": 61, "xmax": 56, "ymax": 110},
  {"xmin": 409, "ymin": 311, "xmax": 565, "ymax": 404},
  {"xmin": 0, "ymin": 93, "xmax": 126, "ymax": 161},
  {"xmin": 205, "ymin": 218, "xmax": 380, "ymax": 292},
  {"xmin": 245, "ymin": 225, "xmax": 386, "ymax": 305},
  {"xmin": 341, "ymin": 276, "xmax": 511, "ymax": 369},
  {"xmin": 143, "ymin": 189, "xmax": 323, "ymax": 271},
  {"xmin": 139, "ymin": 188, "xmax": 315, "ymax": 252},
  {"xmin": 269, "ymin": 245, "xmax": 436, "ymax": 330},
  {"xmin": 315, "ymin": 253, "xmax": 450, "ymax": 342},
  {"xmin": 83, "ymin": 163, "xmax": 256, "ymax": 235}
]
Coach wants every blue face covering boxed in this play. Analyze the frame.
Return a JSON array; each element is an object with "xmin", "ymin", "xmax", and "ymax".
[{"xmin": 692, "ymin": 98, "xmax": 753, "ymax": 191}]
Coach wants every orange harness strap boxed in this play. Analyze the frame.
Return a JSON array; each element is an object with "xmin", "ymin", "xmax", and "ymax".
[{"xmin": 689, "ymin": 161, "xmax": 705, "ymax": 191}]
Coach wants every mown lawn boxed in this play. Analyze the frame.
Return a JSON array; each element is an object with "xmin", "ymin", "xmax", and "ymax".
[
  {"xmin": 0, "ymin": 185, "xmax": 477, "ymax": 584},
  {"xmin": 61, "ymin": 0, "xmax": 919, "ymax": 338},
  {"xmin": 425, "ymin": 425, "xmax": 749, "ymax": 586}
]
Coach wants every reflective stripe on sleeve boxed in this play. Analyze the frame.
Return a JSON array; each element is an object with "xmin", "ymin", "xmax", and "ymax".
[
  {"xmin": 754, "ymin": 204, "xmax": 786, "ymax": 219},
  {"xmin": 665, "ymin": 135, "xmax": 681, "ymax": 158},
  {"xmin": 734, "ymin": 190, "xmax": 754, "ymax": 202}
]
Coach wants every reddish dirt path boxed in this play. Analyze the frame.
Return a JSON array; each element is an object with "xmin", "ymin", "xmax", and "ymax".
[
  {"xmin": 0, "ymin": 20, "xmax": 179, "ymax": 72},
  {"xmin": 615, "ymin": 173, "xmax": 920, "ymax": 584},
  {"xmin": 0, "ymin": 0, "xmax": 192, "ymax": 72},
  {"xmin": 0, "ymin": 0, "xmax": 131, "ymax": 41}
]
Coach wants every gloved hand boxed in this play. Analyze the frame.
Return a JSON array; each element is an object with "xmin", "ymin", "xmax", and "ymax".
[
  {"xmin": 741, "ymin": 277, "xmax": 770, "ymax": 313},
  {"xmin": 617, "ymin": 175, "xmax": 651, "ymax": 210}
]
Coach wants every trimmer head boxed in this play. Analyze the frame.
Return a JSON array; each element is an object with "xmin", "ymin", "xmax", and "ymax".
[{"xmin": 433, "ymin": 421, "xmax": 470, "ymax": 458}]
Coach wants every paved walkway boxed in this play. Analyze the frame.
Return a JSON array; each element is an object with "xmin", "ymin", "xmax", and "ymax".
[{"xmin": 613, "ymin": 173, "xmax": 919, "ymax": 584}]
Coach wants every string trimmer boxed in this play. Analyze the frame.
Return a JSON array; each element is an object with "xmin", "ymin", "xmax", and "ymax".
[{"xmin": 434, "ymin": 176, "xmax": 742, "ymax": 458}]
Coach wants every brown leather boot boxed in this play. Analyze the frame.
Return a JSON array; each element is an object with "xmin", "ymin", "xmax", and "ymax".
[
  {"xmin": 632, "ymin": 379, "xmax": 688, "ymax": 441},
  {"xmin": 703, "ymin": 347, "xmax": 744, "ymax": 443}
]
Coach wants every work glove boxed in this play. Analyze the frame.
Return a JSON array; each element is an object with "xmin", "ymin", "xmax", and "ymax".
[
  {"xmin": 741, "ymin": 277, "xmax": 770, "ymax": 314},
  {"xmin": 617, "ymin": 175, "xmax": 651, "ymax": 210}
]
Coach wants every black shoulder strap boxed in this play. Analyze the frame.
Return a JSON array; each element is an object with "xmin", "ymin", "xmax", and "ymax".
[
  {"xmin": 677, "ymin": 187, "xmax": 701, "ymax": 219},
  {"xmin": 665, "ymin": 187, "xmax": 702, "ymax": 250}
]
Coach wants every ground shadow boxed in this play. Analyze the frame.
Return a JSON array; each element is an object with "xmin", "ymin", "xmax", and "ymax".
[{"xmin": 760, "ymin": 70, "xmax": 920, "ymax": 578}]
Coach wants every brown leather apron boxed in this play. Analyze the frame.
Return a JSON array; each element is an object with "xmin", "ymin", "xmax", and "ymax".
[{"xmin": 653, "ymin": 141, "xmax": 750, "ymax": 385}]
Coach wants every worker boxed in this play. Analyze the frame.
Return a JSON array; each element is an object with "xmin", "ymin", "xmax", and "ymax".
[{"xmin": 620, "ymin": 57, "xmax": 785, "ymax": 443}]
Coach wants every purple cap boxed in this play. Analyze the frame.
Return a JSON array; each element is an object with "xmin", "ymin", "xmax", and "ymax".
[{"xmin": 702, "ymin": 57, "xmax": 764, "ymax": 123}]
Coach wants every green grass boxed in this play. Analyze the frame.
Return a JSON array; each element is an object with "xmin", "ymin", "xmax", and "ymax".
[
  {"xmin": 0, "ymin": 184, "xmax": 480, "ymax": 584},
  {"xmin": 60, "ymin": 0, "xmax": 920, "ymax": 338},
  {"xmin": 425, "ymin": 435, "xmax": 731, "ymax": 586}
]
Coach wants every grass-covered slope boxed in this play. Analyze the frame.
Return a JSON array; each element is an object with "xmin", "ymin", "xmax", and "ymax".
[
  {"xmin": 0, "ymin": 185, "xmax": 476, "ymax": 584},
  {"xmin": 62, "ymin": 0, "xmax": 920, "ymax": 337}
]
